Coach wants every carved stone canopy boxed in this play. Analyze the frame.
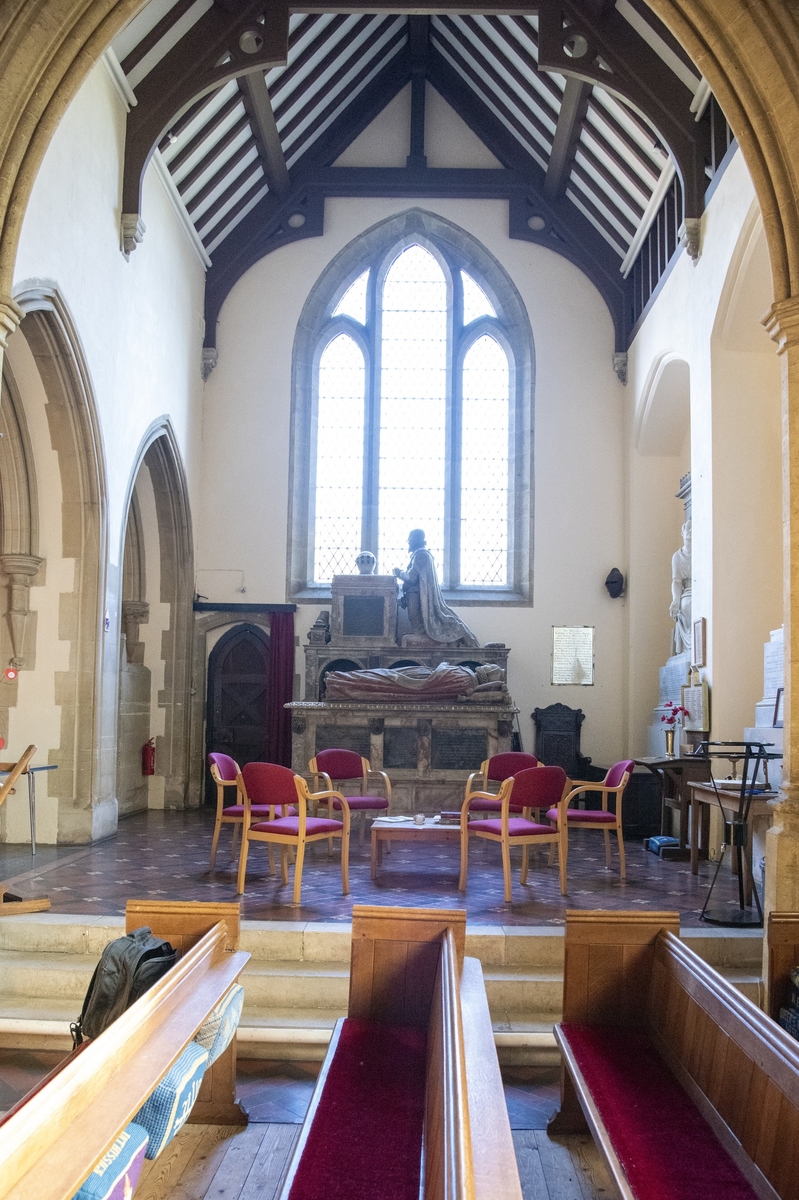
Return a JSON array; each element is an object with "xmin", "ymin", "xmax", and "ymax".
[
  {"xmin": 1, "ymin": 553, "xmax": 43, "ymax": 668},
  {"xmin": 122, "ymin": 599, "xmax": 150, "ymax": 665}
]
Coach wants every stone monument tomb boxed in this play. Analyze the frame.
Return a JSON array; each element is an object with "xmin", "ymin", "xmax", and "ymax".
[{"xmin": 290, "ymin": 533, "xmax": 517, "ymax": 812}]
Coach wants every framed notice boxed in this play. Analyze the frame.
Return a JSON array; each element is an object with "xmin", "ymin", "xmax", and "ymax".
[
  {"xmin": 681, "ymin": 682, "xmax": 709, "ymax": 732},
  {"xmin": 773, "ymin": 687, "xmax": 784, "ymax": 729},
  {"xmin": 552, "ymin": 626, "xmax": 594, "ymax": 686},
  {"xmin": 692, "ymin": 617, "xmax": 706, "ymax": 668}
]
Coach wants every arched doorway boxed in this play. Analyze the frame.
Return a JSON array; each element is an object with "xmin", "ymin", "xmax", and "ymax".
[{"xmin": 204, "ymin": 624, "xmax": 270, "ymax": 803}]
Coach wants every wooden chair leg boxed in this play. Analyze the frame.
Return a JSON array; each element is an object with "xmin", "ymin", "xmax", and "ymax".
[
  {"xmin": 292, "ymin": 840, "xmax": 306, "ymax": 905},
  {"xmin": 617, "ymin": 827, "xmax": 626, "ymax": 879},
  {"xmin": 280, "ymin": 846, "xmax": 289, "ymax": 885},
  {"xmin": 209, "ymin": 819, "xmax": 222, "ymax": 869},
  {"xmin": 521, "ymin": 844, "xmax": 529, "ymax": 885},
  {"xmin": 231, "ymin": 823, "xmax": 241, "ymax": 857},
  {"xmin": 558, "ymin": 835, "xmax": 568, "ymax": 895},
  {"xmin": 459, "ymin": 829, "xmax": 469, "ymax": 891},
  {"xmin": 268, "ymin": 845, "xmax": 275, "ymax": 876},
  {"xmin": 548, "ymin": 841, "xmax": 556, "ymax": 866},
  {"xmin": 603, "ymin": 829, "xmax": 611, "ymax": 868},
  {"xmin": 359, "ymin": 813, "xmax": 365, "ymax": 843},
  {"xmin": 341, "ymin": 831, "xmax": 350, "ymax": 895},
  {"xmin": 236, "ymin": 834, "xmax": 250, "ymax": 895},
  {"xmin": 501, "ymin": 838, "xmax": 513, "ymax": 903}
]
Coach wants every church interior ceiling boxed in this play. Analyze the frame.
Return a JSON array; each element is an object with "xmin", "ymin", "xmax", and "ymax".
[{"xmin": 110, "ymin": 2, "xmax": 733, "ymax": 349}]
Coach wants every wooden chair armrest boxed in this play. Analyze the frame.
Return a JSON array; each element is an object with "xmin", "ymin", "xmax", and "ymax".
[
  {"xmin": 366, "ymin": 769, "xmax": 391, "ymax": 799},
  {"xmin": 308, "ymin": 788, "xmax": 350, "ymax": 815},
  {"xmin": 309, "ymin": 771, "xmax": 332, "ymax": 790}
]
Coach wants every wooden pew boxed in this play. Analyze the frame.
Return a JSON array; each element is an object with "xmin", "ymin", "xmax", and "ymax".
[
  {"xmin": 0, "ymin": 899, "xmax": 249, "ymax": 1200},
  {"xmin": 549, "ymin": 910, "xmax": 799, "ymax": 1200},
  {"xmin": 766, "ymin": 910, "xmax": 799, "ymax": 1021},
  {"xmin": 277, "ymin": 905, "xmax": 522, "ymax": 1200}
]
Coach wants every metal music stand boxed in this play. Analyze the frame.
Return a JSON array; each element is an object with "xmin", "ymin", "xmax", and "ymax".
[{"xmin": 690, "ymin": 741, "xmax": 781, "ymax": 927}]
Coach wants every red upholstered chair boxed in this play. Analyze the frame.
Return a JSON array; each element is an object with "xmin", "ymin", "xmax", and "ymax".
[
  {"xmin": 547, "ymin": 759, "xmax": 634, "ymax": 879},
  {"xmin": 459, "ymin": 766, "xmax": 571, "ymax": 903},
  {"xmin": 463, "ymin": 752, "xmax": 540, "ymax": 817},
  {"xmin": 308, "ymin": 749, "xmax": 391, "ymax": 839},
  {"xmin": 236, "ymin": 763, "xmax": 350, "ymax": 905},
  {"xmin": 208, "ymin": 752, "xmax": 285, "ymax": 868}
]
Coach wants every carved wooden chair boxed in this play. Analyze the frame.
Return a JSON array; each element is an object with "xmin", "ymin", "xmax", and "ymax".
[
  {"xmin": 459, "ymin": 766, "xmax": 571, "ymax": 903},
  {"xmin": 308, "ymin": 748, "xmax": 391, "ymax": 840},
  {"xmin": 236, "ymin": 764, "xmax": 350, "ymax": 905},
  {"xmin": 547, "ymin": 759, "xmax": 635, "ymax": 879},
  {"xmin": 463, "ymin": 751, "xmax": 540, "ymax": 817}
]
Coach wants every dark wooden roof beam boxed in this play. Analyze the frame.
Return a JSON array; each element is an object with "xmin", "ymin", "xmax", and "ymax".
[
  {"xmin": 407, "ymin": 16, "xmax": 429, "ymax": 169},
  {"xmin": 452, "ymin": 15, "xmax": 560, "ymax": 124},
  {"xmin": 120, "ymin": 0, "xmax": 198, "ymax": 77},
  {"xmin": 196, "ymin": 163, "xmax": 265, "ymax": 236},
  {"xmin": 580, "ymin": 117, "xmax": 657, "ymax": 196},
  {"xmin": 268, "ymin": 14, "xmax": 352, "ymax": 106},
  {"xmin": 201, "ymin": 174, "xmax": 268, "ymax": 246},
  {"xmin": 570, "ymin": 162, "xmax": 638, "ymax": 238},
  {"xmin": 240, "ymin": 72, "xmax": 290, "ymax": 198},
  {"xmin": 573, "ymin": 138, "xmax": 647, "ymax": 218},
  {"xmin": 544, "ymin": 76, "xmax": 590, "ymax": 198}
]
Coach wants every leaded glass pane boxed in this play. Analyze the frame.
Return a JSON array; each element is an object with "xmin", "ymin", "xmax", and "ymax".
[
  {"xmin": 461, "ymin": 270, "xmax": 496, "ymax": 323},
  {"xmin": 313, "ymin": 334, "xmax": 365, "ymax": 582},
  {"xmin": 378, "ymin": 245, "xmax": 447, "ymax": 575},
  {"xmin": 461, "ymin": 335, "xmax": 509, "ymax": 586},
  {"xmin": 333, "ymin": 270, "xmax": 369, "ymax": 323}
]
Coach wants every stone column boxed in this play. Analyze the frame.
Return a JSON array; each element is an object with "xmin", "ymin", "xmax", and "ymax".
[
  {"xmin": 121, "ymin": 599, "xmax": 149, "ymax": 664},
  {"xmin": 1, "ymin": 553, "xmax": 43, "ymax": 667},
  {"xmin": 0, "ymin": 295, "xmax": 22, "ymax": 383},
  {"xmin": 763, "ymin": 298, "xmax": 799, "ymax": 917}
]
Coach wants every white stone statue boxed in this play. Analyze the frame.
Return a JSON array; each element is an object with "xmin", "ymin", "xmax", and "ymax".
[
  {"xmin": 669, "ymin": 521, "xmax": 692, "ymax": 656},
  {"xmin": 392, "ymin": 528, "xmax": 478, "ymax": 647}
]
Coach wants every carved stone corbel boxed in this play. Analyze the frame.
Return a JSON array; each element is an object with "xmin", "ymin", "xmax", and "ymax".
[
  {"xmin": 0, "ymin": 295, "xmax": 23, "ymax": 350},
  {"xmin": 121, "ymin": 214, "xmax": 146, "ymax": 259},
  {"xmin": 612, "ymin": 352, "xmax": 628, "ymax": 385},
  {"xmin": 121, "ymin": 599, "xmax": 149, "ymax": 664},
  {"xmin": 678, "ymin": 218, "xmax": 702, "ymax": 263},
  {"xmin": 201, "ymin": 347, "xmax": 218, "ymax": 381},
  {"xmin": 1, "ymin": 553, "xmax": 43, "ymax": 667}
]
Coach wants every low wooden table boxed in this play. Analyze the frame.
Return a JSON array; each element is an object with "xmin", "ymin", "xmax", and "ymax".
[
  {"xmin": 688, "ymin": 781, "xmax": 775, "ymax": 903},
  {"xmin": 370, "ymin": 817, "xmax": 461, "ymax": 880}
]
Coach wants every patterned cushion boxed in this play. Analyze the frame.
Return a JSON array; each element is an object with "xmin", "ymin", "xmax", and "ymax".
[
  {"xmin": 71, "ymin": 1123, "xmax": 149, "ymax": 1199},
  {"xmin": 133, "ymin": 1042, "xmax": 208, "ymax": 1158},
  {"xmin": 194, "ymin": 983, "xmax": 245, "ymax": 1065}
]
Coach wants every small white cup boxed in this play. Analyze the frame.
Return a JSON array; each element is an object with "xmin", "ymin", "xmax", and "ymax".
[{"xmin": 414, "ymin": 813, "xmax": 426, "ymax": 825}]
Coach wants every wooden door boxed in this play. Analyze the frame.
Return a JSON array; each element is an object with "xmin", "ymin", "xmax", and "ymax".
[{"xmin": 205, "ymin": 624, "xmax": 270, "ymax": 803}]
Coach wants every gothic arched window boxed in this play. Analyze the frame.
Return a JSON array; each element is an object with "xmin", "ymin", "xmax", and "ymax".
[{"xmin": 289, "ymin": 214, "xmax": 533, "ymax": 606}]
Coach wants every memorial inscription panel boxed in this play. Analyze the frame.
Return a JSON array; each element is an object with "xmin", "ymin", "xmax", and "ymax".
[
  {"xmin": 383, "ymin": 727, "xmax": 419, "ymax": 770},
  {"xmin": 315, "ymin": 725, "xmax": 371, "ymax": 758},
  {"xmin": 431, "ymin": 729, "xmax": 488, "ymax": 771},
  {"xmin": 342, "ymin": 596, "xmax": 385, "ymax": 637}
]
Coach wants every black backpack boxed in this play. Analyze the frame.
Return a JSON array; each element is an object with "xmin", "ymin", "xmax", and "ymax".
[{"xmin": 71, "ymin": 926, "xmax": 179, "ymax": 1046}]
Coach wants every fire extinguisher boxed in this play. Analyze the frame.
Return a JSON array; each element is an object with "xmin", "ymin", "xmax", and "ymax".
[{"xmin": 142, "ymin": 738, "xmax": 155, "ymax": 776}]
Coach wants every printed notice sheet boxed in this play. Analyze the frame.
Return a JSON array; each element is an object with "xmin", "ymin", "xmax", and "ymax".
[{"xmin": 551, "ymin": 626, "xmax": 594, "ymax": 685}]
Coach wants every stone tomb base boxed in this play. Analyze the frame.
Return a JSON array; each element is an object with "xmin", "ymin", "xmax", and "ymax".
[{"xmin": 288, "ymin": 699, "xmax": 518, "ymax": 813}]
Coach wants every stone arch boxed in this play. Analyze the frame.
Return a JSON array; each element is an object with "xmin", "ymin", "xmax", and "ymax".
[
  {"xmin": 635, "ymin": 352, "xmax": 691, "ymax": 457},
  {"xmin": 9, "ymin": 281, "xmax": 109, "ymax": 841},
  {"xmin": 118, "ymin": 417, "xmax": 194, "ymax": 812}
]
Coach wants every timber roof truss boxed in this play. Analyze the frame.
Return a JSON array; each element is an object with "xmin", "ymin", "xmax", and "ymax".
[{"xmin": 111, "ymin": 1, "xmax": 721, "ymax": 350}]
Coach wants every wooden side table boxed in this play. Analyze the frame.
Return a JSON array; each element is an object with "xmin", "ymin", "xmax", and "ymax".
[
  {"xmin": 635, "ymin": 756, "xmax": 712, "ymax": 850},
  {"xmin": 370, "ymin": 818, "xmax": 461, "ymax": 880},
  {"xmin": 687, "ymin": 782, "xmax": 774, "ymax": 904}
]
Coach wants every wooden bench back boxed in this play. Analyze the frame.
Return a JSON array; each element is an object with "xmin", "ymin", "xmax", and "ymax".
[
  {"xmin": 646, "ymin": 930, "xmax": 799, "ymax": 1200},
  {"xmin": 349, "ymin": 905, "xmax": 466, "ymax": 1027},
  {"xmin": 767, "ymin": 911, "xmax": 799, "ymax": 1021},
  {"xmin": 560, "ymin": 910, "xmax": 680, "ymax": 1029}
]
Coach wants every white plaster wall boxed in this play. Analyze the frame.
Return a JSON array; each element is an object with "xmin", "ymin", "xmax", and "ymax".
[
  {"xmin": 627, "ymin": 150, "xmax": 782, "ymax": 753},
  {"xmin": 199, "ymin": 189, "xmax": 627, "ymax": 764},
  {"xmin": 3, "ymin": 60, "xmax": 205, "ymax": 838}
]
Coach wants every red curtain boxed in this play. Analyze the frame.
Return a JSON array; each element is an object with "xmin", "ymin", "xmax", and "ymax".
[{"xmin": 268, "ymin": 611, "xmax": 295, "ymax": 766}]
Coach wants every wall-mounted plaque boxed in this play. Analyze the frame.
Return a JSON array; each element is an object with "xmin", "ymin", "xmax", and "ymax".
[
  {"xmin": 342, "ymin": 595, "xmax": 384, "ymax": 637},
  {"xmin": 431, "ymin": 729, "xmax": 487, "ymax": 771},
  {"xmin": 681, "ymin": 682, "xmax": 709, "ymax": 732},
  {"xmin": 384, "ymin": 727, "xmax": 419, "ymax": 769},
  {"xmin": 551, "ymin": 626, "xmax": 594, "ymax": 686},
  {"xmin": 315, "ymin": 725, "xmax": 370, "ymax": 758}
]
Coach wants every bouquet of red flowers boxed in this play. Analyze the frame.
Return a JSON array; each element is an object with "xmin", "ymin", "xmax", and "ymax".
[{"xmin": 661, "ymin": 700, "xmax": 690, "ymax": 726}]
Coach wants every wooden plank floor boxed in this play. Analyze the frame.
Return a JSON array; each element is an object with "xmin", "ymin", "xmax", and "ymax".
[{"xmin": 134, "ymin": 1123, "xmax": 617, "ymax": 1200}]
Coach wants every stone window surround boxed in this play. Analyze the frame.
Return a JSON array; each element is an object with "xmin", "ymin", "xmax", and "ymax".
[{"xmin": 287, "ymin": 208, "xmax": 535, "ymax": 607}]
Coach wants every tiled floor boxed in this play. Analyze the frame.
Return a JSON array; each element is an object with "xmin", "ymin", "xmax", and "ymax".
[{"xmin": 0, "ymin": 807, "xmax": 757, "ymax": 926}]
